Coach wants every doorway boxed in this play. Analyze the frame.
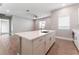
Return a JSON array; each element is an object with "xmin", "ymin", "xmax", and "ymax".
[{"xmin": 0, "ymin": 15, "xmax": 12, "ymax": 36}]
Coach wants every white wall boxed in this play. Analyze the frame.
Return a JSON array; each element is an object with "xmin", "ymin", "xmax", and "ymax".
[
  {"xmin": 11, "ymin": 15, "xmax": 34, "ymax": 33},
  {"xmin": 35, "ymin": 4, "xmax": 79, "ymax": 40},
  {"xmin": 51, "ymin": 4, "xmax": 79, "ymax": 39}
]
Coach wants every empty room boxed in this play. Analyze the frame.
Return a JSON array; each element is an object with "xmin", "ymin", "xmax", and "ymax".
[{"xmin": 0, "ymin": 3, "xmax": 79, "ymax": 55}]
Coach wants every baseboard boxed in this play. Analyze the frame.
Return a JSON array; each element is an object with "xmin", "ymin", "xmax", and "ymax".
[{"xmin": 56, "ymin": 36, "xmax": 73, "ymax": 41}]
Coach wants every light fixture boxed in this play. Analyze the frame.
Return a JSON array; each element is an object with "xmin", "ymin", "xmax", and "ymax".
[
  {"xmin": 62, "ymin": 4, "xmax": 67, "ymax": 6},
  {"xmin": 26, "ymin": 10, "xmax": 30, "ymax": 12}
]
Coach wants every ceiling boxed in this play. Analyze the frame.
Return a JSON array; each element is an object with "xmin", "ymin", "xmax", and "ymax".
[{"xmin": 0, "ymin": 3, "xmax": 75, "ymax": 19}]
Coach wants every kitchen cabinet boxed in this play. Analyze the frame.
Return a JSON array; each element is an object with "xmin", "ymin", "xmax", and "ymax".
[
  {"xmin": 45, "ymin": 34, "xmax": 51, "ymax": 53},
  {"xmin": 33, "ymin": 36, "xmax": 45, "ymax": 55},
  {"xmin": 74, "ymin": 33, "xmax": 79, "ymax": 50},
  {"xmin": 14, "ymin": 30, "xmax": 56, "ymax": 55},
  {"xmin": 72, "ymin": 29, "xmax": 79, "ymax": 50}
]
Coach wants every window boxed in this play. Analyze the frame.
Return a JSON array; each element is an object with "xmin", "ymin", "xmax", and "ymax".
[
  {"xmin": 39, "ymin": 21, "xmax": 46, "ymax": 29},
  {"xmin": 58, "ymin": 16, "xmax": 70, "ymax": 29},
  {"xmin": 0, "ymin": 19, "xmax": 9, "ymax": 34}
]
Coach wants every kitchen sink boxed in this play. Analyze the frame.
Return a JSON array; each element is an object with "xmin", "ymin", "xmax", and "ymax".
[{"xmin": 41, "ymin": 30, "xmax": 49, "ymax": 33}]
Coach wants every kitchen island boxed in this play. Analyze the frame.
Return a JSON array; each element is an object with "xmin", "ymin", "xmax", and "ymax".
[{"xmin": 14, "ymin": 30, "xmax": 56, "ymax": 55}]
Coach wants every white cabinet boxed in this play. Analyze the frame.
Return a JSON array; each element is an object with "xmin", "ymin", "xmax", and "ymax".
[
  {"xmin": 33, "ymin": 33, "xmax": 55, "ymax": 55},
  {"xmin": 15, "ymin": 30, "xmax": 56, "ymax": 55},
  {"xmin": 50, "ymin": 33, "xmax": 55, "ymax": 46},
  {"xmin": 33, "ymin": 37, "xmax": 45, "ymax": 55},
  {"xmin": 45, "ymin": 33, "xmax": 55, "ymax": 52},
  {"xmin": 45, "ymin": 34, "xmax": 51, "ymax": 53},
  {"xmin": 21, "ymin": 37, "xmax": 32, "ymax": 55},
  {"xmin": 74, "ymin": 33, "xmax": 79, "ymax": 50}
]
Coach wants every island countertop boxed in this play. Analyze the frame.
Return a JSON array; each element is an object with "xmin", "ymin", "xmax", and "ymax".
[{"xmin": 15, "ymin": 30, "xmax": 56, "ymax": 40}]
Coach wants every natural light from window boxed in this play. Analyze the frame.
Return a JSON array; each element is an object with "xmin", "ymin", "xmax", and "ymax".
[
  {"xmin": 58, "ymin": 16, "xmax": 70, "ymax": 29},
  {"xmin": 39, "ymin": 21, "xmax": 46, "ymax": 29},
  {"xmin": 0, "ymin": 19, "xmax": 9, "ymax": 34}
]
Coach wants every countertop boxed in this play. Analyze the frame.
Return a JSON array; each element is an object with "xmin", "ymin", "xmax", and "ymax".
[
  {"xmin": 15, "ymin": 30, "xmax": 55, "ymax": 40},
  {"xmin": 72, "ymin": 29, "xmax": 79, "ymax": 34}
]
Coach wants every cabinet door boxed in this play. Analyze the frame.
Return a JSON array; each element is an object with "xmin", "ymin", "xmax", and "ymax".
[
  {"xmin": 33, "ymin": 37, "xmax": 45, "ymax": 55},
  {"xmin": 50, "ymin": 33, "xmax": 55, "ymax": 47},
  {"xmin": 45, "ymin": 33, "xmax": 56, "ymax": 53},
  {"xmin": 45, "ymin": 35, "xmax": 50, "ymax": 53},
  {"xmin": 76, "ymin": 34, "xmax": 79, "ymax": 50},
  {"xmin": 74, "ymin": 33, "xmax": 79, "ymax": 50},
  {"xmin": 21, "ymin": 38, "xmax": 32, "ymax": 55}
]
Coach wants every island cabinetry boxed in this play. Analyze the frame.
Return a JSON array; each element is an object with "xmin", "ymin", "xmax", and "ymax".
[
  {"xmin": 33, "ymin": 36, "xmax": 45, "ymax": 55},
  {"xmin": 14, "ymin": 30, "xmax": 56, "ymax": 55}
]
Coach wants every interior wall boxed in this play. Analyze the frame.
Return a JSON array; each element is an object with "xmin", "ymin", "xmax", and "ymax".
[
  {"xmin": 51, "ymin": 4, "xmax": 79, "ymax": 39},
  {"xmin": 11, "ymin": 15, "xmax": 34, "ymax": 33},
  {"xmin": 35, "ymin": 4, "xmax": 79, "ymax": 40}
]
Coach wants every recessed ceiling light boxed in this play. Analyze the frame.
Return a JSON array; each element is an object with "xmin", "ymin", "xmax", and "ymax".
[
  {"xmin": 6, "ymin": 10, "xmax": 10, "ymax": 13},
  {"xmin": 62, "ymin": 4, "xmax": 67, "ymax": 6},
  {"xmin": 26, "ymin": 10, "xmax": 30, "ymax": 12}
]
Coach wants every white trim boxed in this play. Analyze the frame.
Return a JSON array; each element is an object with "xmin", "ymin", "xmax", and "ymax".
[{"xmin": 56, "ymin": 36, "xmax": 73, "ymax": 41}]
